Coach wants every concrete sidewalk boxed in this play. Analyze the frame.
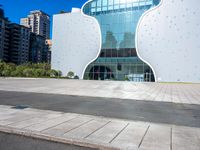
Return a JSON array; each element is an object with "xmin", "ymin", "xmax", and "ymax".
[
  {"xmin": 0, "ymin": 78, "xmax": 200, "ymax": 105},
  {"xmin": 0, "ymin": 105, "xmax": 199, "ymax": 150}
]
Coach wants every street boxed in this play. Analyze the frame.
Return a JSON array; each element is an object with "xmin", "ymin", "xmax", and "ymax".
[{"xmin": 0, "ymin": 90, "xmax": 199, "ymax": 128}]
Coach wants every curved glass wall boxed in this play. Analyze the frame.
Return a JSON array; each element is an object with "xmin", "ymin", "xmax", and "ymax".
[{"xmin": 83, "ymin": 0, "xmax": 160, "ymax": 82}]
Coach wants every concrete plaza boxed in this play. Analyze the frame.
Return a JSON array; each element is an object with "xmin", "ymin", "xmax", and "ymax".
[{"xmin": 0, "ymin": 78, "xmax": 200, "ymax": 104}]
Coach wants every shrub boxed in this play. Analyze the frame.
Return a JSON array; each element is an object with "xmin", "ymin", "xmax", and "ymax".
[
  {"xmin": 0, "ymin": 61, "xmax": 5, "ymax": 76},
  {"xmin": 125, "ymin": 76, "xmax": 129, "ymax": 81},
  {"xmin": 10, "ymin": 71, "xmax": 18, "ymax": 77},
  {"xmin": 48, "ymin": 69, "xmax": 58, "ymax": 77},
  {"xmin": 74, "ymin": 75, "xmax": 79, "ymax": 79},
  {"xmin": 1, "ymin": 63, "xmax": 15, "ymax": 77},
  {"xmin": 23, "ymin": 69, "xmax": 34, "ymax": 77},
  {"xmin": 33, "ymin": 69, "xmax": 46, "ymax": 77},
  {"xmin": 15, "ymin": 66, "xmax": 26, "ymax": 76},
  {"xmin": 0, "ymin": 62, "xmax": 62, "ymax": 79},
  {"xmin": 2, "ymin": 70, "xmax": 11, "ymax": 77}
]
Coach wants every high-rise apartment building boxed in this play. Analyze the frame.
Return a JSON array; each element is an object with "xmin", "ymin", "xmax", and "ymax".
[
  {"xmin": 0, "ymin": 7, "xmax": 10, "ymax": 62},
  {"xmin": 9, "ymin": 23, "xmax": 31, "ymax": 65},
  {"xmin": 29, "ymin": 34, "xmax": 52, "ymax": 63},
  {"xmin": 20, "ymin": 10, "xmax": 50, "ymax": 39},
  {"xmin": 29, "ymin": 33, "xmax": 46, "ymax": 63},
  {"xmin": 0, "ymin": 7, "xmax": 51, "ymax": 65}
]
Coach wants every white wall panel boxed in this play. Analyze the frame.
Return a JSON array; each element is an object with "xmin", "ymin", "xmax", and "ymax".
[
  {"xmin": 51, "ymin": 12, "xmax": 101, "ymax": 79},
  {"xmin": 137, "ymin": 0, "xmax": 200, "ymax": 82}
]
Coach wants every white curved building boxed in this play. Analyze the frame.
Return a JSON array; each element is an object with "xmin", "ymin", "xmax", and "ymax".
[{"xmin": 52, "ymin": 0, "xmax": 200, "ymax": 83}]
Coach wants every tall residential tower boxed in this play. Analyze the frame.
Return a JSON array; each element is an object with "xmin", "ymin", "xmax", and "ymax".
[
  {"xmin": 0, "ymin": 7, "xmax": 10, "ymax": 62},
  {"xmin": 9, "ymin": 23, "xmax": 31, "ymax": 65},
  {"xmin": 20, "ymin": 10, "xmax": 50, "ymax": 39}
]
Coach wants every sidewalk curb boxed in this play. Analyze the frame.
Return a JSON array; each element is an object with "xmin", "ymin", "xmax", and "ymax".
[{"xmin": 0, "ymin": 125, "xmax": 119, "ymax": 150}]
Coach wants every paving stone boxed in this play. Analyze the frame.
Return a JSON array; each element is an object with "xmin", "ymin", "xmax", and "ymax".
[
  {"xmin": 111, "ymin": 122, "xmax": 148, "ymax": 149},
  {"xmin": 172, "ymin": 126, "xmax": 200, "ymax": 150},
  {"xmin": 0, "ymin": 109, "xmax": 62, "ymax": 126},
  {"xmin": 7, "ymin": 113, "xmax": 64, "ymax": 129},
  {"xmin": 0, "ymin": 113, "xmax": 32, "ymax": 126},
  {"xmin": 0, "ymin": 105, "xmax": 12, "ymax": 109},
  {"xmin": 24, "ymin": 108, "xmax": 62, "ymax": 115},
  {"xmin": 25, "ymin": 113, "xmax": 79, "ymax": 131},
  {"xmin": 139, "ymin": 124, "xmax": 171, "ymax": 150},
  {"xmin": 43, "ymin": 116, "xmax": 93, "ymax": 136},
  {"xmin": 7, "ymin": 117, "xmax": 48, "ymax": 129},
  {"xmin": 64, "ymin": 119, "xmax": 109, "ymax": 139},
  {"xmin": 0, "ymin": 110, "xmax": 20, "ymax": 120},
  {"xmin": 0, "ymin": 114, "xmax": 17, "ymax": 122},
  {"xmin": 86, "ymin": 121, "xmax": 128, "ymax": 144}
]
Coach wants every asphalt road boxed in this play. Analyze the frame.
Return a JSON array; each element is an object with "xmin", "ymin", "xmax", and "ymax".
[{"xmin": 0, "ymin": 90, "xmax": 200, "ymax": 128}]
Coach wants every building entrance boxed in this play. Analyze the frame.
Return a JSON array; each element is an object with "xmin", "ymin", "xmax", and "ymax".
[{"xmin": 89, "ymin": 66, "xmax": 114, "ymax": 80}]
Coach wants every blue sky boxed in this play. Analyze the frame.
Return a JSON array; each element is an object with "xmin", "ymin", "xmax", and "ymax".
[{"xmin": 0, "ymin": 0, "xmax": 88, "ymax": 38}]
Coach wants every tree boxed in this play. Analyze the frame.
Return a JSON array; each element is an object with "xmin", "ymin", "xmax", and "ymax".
[
  {"xmin": 67, "ymin": 71, "xmax": 74, "ymax": 78},
  {"xmin": 59, "ymin": 10, "xmax": 66, "ymax": 14}
]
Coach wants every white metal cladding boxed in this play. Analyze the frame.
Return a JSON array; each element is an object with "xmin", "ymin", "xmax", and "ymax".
[
  {"xmin": 136, "ymin": 0, "xmax": 200, "ymax": 83},
  {"xmin": 51, "ymin": 11, "xmax": 101, "ymax": 78}
]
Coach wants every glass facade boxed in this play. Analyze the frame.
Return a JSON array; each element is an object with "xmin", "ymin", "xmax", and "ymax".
[{"xmin": 83, "ymin": 0, "xmax": 160, "ymax": 82}]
